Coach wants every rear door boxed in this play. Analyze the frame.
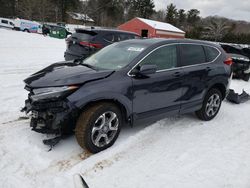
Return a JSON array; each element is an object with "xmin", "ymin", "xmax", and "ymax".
[
  {"xmin": 131, "ymin": 44, "xmax": 185, "ymax": 119},
  {"xmin": 178, "ymin": 44, "xmax": 215, "ymax": 113}
]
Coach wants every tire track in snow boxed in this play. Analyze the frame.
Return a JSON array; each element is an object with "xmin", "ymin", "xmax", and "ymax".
[{"xmin": 80, "ymin": 116, "xmax": 183, "ymax": 177}]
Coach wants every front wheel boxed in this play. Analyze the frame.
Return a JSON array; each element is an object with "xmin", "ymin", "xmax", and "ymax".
[
  {"xmin": 75, "ymin": 102, "xmax": 122, "ymax": 153},
  {"xmin": 196, "ymin": 88, "xmax": 222, "ymax": 121}
]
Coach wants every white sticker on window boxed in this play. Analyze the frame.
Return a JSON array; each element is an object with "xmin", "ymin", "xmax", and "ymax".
[{"xmin": 127, "ymin": 47, "xmax": 144, "ymax": 52}]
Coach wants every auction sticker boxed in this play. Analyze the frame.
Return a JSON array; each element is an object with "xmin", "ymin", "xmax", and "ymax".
[{"xmin": 127, "ymin": 47, "xmax": 144, "ymax": 52}]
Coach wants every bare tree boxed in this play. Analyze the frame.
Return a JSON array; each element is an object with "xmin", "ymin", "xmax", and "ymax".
[
  {"xmin": 204, "ymin": 19, "xmax": 232, "ymax": 41},
  {"xmin": 36, "ymin": 0, "xmax": 55, "ymax": 22},
  {"xmin": 17, "ymin": 0, "xmax": 36, "ymax": 20}
]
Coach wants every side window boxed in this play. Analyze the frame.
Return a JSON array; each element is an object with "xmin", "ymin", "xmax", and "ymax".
[
  {"xmin": 204, "ymin": 46, "xmax": 220, "ymax": 62},
  {"xmin": 103, "ymin": 34, "xmax": 116, "ymax": 43},
  {"xmin": 1, "ymin": 20, "xmax": 8, "ymax": 24},
  {"xmin": 179, "ymin": 44, "xmax": 206, "ymax": 66},
  {"xmin": 140, "ymin": 45, "xmax": 177, "ymax": 71},
  {"xmin": 118, "ymin": 34, "xmax": 129, "ymax": 41}
]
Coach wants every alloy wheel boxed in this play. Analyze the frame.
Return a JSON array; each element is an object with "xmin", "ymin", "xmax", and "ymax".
[
  {"xmin": 91, "ymin": 111, "xmax": 119, "ymax": 148},
  {"xmin": 205, "ymin": 93, "xmax": 221, "ymax": 117}
]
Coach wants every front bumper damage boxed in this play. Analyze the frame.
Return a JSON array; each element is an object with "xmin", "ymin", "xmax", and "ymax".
[
  {"xmin": 22, "ymin": 95, "xmax": 79, "ymax": 149},
  {"xmin": 22, "ymin": 98, "xmax": 78, "ymax": 134}
]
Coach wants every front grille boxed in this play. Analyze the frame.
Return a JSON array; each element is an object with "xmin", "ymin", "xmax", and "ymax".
[{"xmin": 31, "ymin": 100, "xmax": 65, "ymax": 111}]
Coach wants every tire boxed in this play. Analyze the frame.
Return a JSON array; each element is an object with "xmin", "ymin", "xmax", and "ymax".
[
  {"xmin": 23, "ymin": 29, "xmax": 30, "ymax": 33},
  {"xmin": 75, "ymin": 102, "xmax": 122, "ymax": 153},
  {"xmin": 195, "ymin": 88, "xmax": 222, "ymax": 121}
]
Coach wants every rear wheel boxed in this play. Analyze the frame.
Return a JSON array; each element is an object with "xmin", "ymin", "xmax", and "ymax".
[
  {"xmin": 196, "ymin": 88, "xmax": 222, "ymax": 121},
  {"xmin": 75, "ymin": 102, "xmax": 122, "ymax": 153}
]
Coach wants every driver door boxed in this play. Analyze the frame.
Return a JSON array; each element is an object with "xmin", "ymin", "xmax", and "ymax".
[{"xmin": 131, "ymin": 44, "xmax": 185, "ymax": 119}]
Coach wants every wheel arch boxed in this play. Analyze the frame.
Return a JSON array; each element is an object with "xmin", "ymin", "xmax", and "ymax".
[
  {"xmin": 79, "ymin": 98, "xmax": 132, "ymax": 124},
  {"xmin": 208, "ymin": 83, "xmax": 226, "ymax": 99}
]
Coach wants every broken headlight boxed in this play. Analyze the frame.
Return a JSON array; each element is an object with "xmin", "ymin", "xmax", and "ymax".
[{"xmin": 30, "ymin": 86, "xmax": 78, "ymax": 102}]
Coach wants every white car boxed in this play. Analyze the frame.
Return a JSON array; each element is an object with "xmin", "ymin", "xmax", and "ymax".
[{"xmin": 0, "ymin": 17, "xmax": 14, "ymax": 29}]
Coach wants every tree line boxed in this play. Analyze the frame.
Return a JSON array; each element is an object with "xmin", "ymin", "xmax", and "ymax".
[
  {"xmin": 1, "ymin": 0, "xmax": 250, "ymax": 44},
  {"xmin": 158, "ymin": 3, "xmax": 250, "ymax": 44}
]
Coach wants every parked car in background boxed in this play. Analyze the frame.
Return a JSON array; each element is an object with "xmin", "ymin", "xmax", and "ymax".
[
  {"xmin": 14, "ymin": 18, "xmax": 42, "ymax": 33},
  {"xmin": 64, "ymin": 28, "xmax": 140, "ymax": 61},
  {"xmin": 0, "ymin": 17, "xmax": 14, "ymax": 29},
  {"xmin": 23, "ymin": 38, "xmax": 232, "ymax": 153}
]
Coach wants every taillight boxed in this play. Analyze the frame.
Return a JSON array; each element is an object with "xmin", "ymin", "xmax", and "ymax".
[
  {"xmin": 79, "ymin": 41, "xmax": 103, "ymax": 49},
  {"xmin": 224, "ymin": 58, "xmax": 233, "ymax": 66}
]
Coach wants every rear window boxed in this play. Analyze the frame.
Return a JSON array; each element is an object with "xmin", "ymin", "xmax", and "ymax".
[
  {"xmin": 179, "ymin": 44, "xmax": 206, "ymax": 66},
  {"xmin": 73, "ymin": 30, "xmax": 97, "ymax": 41},
  {"xmin": 204, "ymin": 46, "xmax": 220, "ymax": 62}
]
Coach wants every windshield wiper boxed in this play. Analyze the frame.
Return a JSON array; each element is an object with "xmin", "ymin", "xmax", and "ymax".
[
  {"xmin": 80, "ymin": 63, "xmax": 97, "ymax": 70},
  {"xmin": 73, "ymin": 57, "xmax": 85, "ymax": 64},
  {"xmin": 73, "ymin": 58, "xmax": 97, "ymax": 70}
]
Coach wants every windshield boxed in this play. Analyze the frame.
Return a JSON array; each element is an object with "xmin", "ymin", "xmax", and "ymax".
[{"xmin": 83, "ymin": 42, "xmax": 146, "ymax": 70}]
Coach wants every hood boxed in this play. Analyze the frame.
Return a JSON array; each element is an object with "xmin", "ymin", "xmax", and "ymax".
[{"xmin": 24, "ymin": 61, "xmax": 114, "ymax": 88}]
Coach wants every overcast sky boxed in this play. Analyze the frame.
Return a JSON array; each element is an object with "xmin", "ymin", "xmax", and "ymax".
[{"xmin": 154, "ymin": 0, "xmax": 250, "ymax": 22}]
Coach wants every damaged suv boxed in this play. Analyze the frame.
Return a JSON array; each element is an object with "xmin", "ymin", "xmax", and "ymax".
[{"xmin": 23, "ymin": 39, "xmax": 232, "ymax": 153}]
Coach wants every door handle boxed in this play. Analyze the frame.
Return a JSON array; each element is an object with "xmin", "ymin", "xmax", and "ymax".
[
  {"xmin": 206, "ymin": 67, "xmax": 212, "ymax": 71},
  {"xmin": 173, "ymin": 71, "xmax": 181, "ymax": 77}
]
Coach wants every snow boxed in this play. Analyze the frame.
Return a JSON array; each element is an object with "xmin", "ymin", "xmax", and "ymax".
[
  {"xmin": 0, "ymin": 28, "xmax": 250, "ymax": 188},
  {"xmin": 137, "ymin": 17, "xmax": 185, "ymax": 34}
]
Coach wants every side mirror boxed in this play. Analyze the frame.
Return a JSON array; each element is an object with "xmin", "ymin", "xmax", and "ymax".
[
  {"xmin": 138, "ymin": 64, "xmax": 157, "ymax": 75},
  {"xmin": 74, "ymin": 174, "xmax": 89, "ymax": 188}
]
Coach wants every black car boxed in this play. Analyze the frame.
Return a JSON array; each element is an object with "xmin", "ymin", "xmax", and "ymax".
[
  {"xmin": 64, "ymin": 28, "xmax": 140, "ymax": 61},
  {"xmin": 23, "ymin": 39, "xmax": 232, "ymax": 153},
  {"xmin": 220, "ymin": 44, "xmax": 250, "ymax": 81},
  {"xmin": 228, "ymin": 53, "xmax": 250, "ymax": 81}
]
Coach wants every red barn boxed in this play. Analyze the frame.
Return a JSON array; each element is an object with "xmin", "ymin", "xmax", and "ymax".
[{"xmin": 118, "ymin": 17, "xmax": 185, "ymax": 39}]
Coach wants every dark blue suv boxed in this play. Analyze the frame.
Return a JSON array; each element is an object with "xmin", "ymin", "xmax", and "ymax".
[{"xmin": 23, "ymin": 39, "xmax": 232, "ymax": 153}]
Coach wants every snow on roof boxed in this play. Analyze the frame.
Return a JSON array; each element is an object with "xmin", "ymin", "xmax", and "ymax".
[
  {"xmin": 67, "ymin": 12, "xmax": 94, "ymax": 22},
  {"xmin": 137, "ymin": 17, "xmax": 185, "ymax": 34}
]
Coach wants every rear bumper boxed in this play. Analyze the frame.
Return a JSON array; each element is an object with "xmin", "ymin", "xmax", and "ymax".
[{"xmin": 23, "ymin": 99, "xmax": 79, "ymax": 134}]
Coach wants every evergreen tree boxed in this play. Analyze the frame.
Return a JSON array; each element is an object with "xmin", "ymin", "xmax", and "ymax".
[
  {"xmin": 127, "ymin": 0, "xmax": 155, "ymax": 19},
  {"xmin": 177, "ymin": 9, "xmax": 186, "ymax": 28},
  {"xmin": 165, "ymin": 3, "xmax": 177, "ymax": 25},
  {"xmin": 187, "ymin": 9, "xmax": 201, "ymax": 26}
]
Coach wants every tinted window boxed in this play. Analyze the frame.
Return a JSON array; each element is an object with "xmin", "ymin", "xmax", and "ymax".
[
  {"xmin": 73, "ymin": 30, "xmax": 97, "ymax": 41},
  {"xmin": 118, "ymin": 34, "xmax": 130, "ymax": 41},
  {"xmin": 117, "ymin": 34, "xmax": 138, "ymax": 41},
  {"xmin": 103, "ymin": 34, "xmax": 116, "ymax": 43},
  {"xmin": 1, "ymin": 20, "xmax": 8, "ymax": 24},
  {"xmin": 140, "ymin": 45, "xmax": 177, "ymax": 71},
  {"xmin": 179, "ymin": 44, "xmax": 206, "ymax": 66},
  {"xmin": 204, "ymin": 46, "xmax": 220, "ymax": 61}
]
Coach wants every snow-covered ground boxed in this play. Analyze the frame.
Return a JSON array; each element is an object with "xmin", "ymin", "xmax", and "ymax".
[{"xmin": 0, "ymin": 29, "xmax": 250, "ymax": 188}]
